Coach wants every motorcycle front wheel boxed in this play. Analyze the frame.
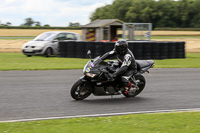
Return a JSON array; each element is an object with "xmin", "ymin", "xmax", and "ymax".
[
  {"xmin": 122, "ymin": 75, "xmax": 146, "ymax": 97},
  {"xmin": 70, "ymin": 79, "xmax": 92, "ymax": 100}
]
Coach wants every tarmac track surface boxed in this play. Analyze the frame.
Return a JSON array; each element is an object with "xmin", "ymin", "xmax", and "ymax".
[{"xmin": 0, "ymin": 68, "xmax": 200, "ymax": 122}]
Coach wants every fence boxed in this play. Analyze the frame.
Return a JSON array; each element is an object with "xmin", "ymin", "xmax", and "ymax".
[
  {"xmin": 123, "ymin": 23, "xmax": 152, "ymax": 41},
  {"xmin": 58, "ymin": 41, "xmax": 185, "ymax": 59}
]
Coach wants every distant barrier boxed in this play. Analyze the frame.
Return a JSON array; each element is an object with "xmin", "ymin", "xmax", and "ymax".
[{"xmin": 58, "ymin": 41, "xmax": 185, "ymax": 59}]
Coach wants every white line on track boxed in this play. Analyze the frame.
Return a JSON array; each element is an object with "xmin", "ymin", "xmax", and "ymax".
[{"xmin": 1, "ymin": 108, "xmax": 200, "ymax": 123}]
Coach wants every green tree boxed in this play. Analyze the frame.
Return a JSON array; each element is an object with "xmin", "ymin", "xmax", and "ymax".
[
  {"xmin": 188, "ymin": 0, "xmax": 200, "ymax": 27},
  {"xmin": 34, "ymin": 21, "xmax": 41, "ymax": 26},
  {"xmin": 68, "ymin": 22, "xmax": 81, "ymax": 27},
  {"xmin": 44, "ymin": 24, "xmax": 50, "ymax": 27},
  {"xmin": 177, "ymin": 0, "xmax": 190, "ymax": 27},
  {"xmin": 5, "ymin": 22, "xmax": 12, "ymax": 26},
  {"xmin": 153, "ymin": 0, "xmax": 179, "ymax": 28},
  {"xmin": 0, "ymin": 21, "xmax": 12, "ymax": 26},
  {"xmin": 90, "ymin": 4, "xmax": 114, "ymax": 21},
  {"xmin": 21, "ymin": 18, "xmax": 35, "ymax": 26},
  {"xmin": 125, "ymin": 0, "xmax": 155, "ymax": 23},
  {"xmin": 90, "ymin": 0, "xmax": 200, "ymax": 28},
  {"xmin": 111, "ymin": 0, "xmax": 133, "ymax": 21}
]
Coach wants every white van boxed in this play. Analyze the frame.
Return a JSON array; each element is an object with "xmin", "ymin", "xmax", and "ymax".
[{"xmin": 22, "ymin": 31, "xmax": 81, "ymax": 57}]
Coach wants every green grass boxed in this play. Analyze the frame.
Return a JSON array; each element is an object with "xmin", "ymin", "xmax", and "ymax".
[
  {"xmin": 0, "ymin": 53, "xmax": 200, "ymax": 70},
  {"xmin": 0, "ymin": 111, "xmax": 200, "ymax": 133},
  {"xmin": 154, "ymin": 53, "xmax": 200, "ymax": 68},
  {"xmin": 0, "ymin": 53, "xmax": 89, "ymax": 70}
]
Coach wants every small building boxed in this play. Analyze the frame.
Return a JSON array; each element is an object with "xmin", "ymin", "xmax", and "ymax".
[{"xmin": 82, "ymin": 19, "xmax": 124, "ymax": 42}]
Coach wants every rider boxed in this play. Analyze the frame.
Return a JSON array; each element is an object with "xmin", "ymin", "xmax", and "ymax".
[{"xmin": 100, "ymin": 39, "xmax": 137, "ymax": 94}]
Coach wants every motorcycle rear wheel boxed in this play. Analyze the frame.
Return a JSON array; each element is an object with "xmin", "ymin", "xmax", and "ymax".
[
  {"xmin": 122, "ymin": 75, "xmax": 146, "ymax": 97},
  {"xmin": 70, "ymin": 79, "xmax": 92, "ymax": 100}
]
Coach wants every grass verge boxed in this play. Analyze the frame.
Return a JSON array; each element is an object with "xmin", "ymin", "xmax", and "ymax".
[
  {"xmin": 0, "ymin": 53, "xmax": 89, "ymax": 70},
  {"xmin": 154, "ymin": 53, "xmax": 200, "ymax": 68},
  {"xmin": 0, "ymin": 53, "xmax": 200, "ymax": 70},
  {"xmin": 0, "ymin": 111, "xmax": 200, "ymax": 133}
]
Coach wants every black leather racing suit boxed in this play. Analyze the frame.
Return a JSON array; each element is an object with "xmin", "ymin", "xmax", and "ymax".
[{"xmin": 101, "ymin": 49, "xmax": 137, "ymax": 86}]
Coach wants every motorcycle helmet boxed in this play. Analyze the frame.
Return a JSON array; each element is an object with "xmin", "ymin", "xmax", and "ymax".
[{"xmin": 114, "ymin": 39, "xmax": 128, "ymax": 54}]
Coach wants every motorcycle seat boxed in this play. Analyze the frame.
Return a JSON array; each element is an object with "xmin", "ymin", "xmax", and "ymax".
[{"xmin": 136, "ymin": 60, "xmax": 154, "ymax": 70}]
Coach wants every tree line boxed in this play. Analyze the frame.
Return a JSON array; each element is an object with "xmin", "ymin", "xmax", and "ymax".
[
  {"xmin": 90, "ymin": 0, "xmax": 200, "ymax": 28},
  {"xmin": 0, "ymin": 18, "xmax": 81, "ymax": 28}
]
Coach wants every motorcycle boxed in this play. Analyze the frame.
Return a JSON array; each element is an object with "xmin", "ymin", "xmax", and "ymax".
[{"xmin": 70, "ymin": 50, "xmax": 155, "ymax": 100}]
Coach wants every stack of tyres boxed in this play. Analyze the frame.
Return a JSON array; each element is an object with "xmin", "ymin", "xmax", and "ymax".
[
  {"xmin": 104, "ymin": 42, "xmax": 115, "ymax": 59},
  {"xmin": 160, "ymin": 42, "xmax": 169, "ymax": 59},
  {"xmin": 58, "ymin": 41, "xmax": 185, "ymax": 59},
  {"xmin": 76, "ymin": 41, "xmax": 86, "ymax": 58},
  {"xmin": 66, "ymin": 41, "xmax": 76, "ymax": 58},
  {"xmin": 168, "ymin": 42, "xmax": 176, "ymax": 59},
  {"xmin": 128, "ymin": 42, "xmax": 134, "ymax": 54},
  {"xmin": 58, "ymin": 41, "xmax": 68, "ymax": 57},
  {"xmin": 142, "ymin": 42, "xmax": 151, "ymax": 59},
  {"xmin": 104, "ymin": 42, "xmax": 115, "ymax": 52},
  {"xmin": 151, "ymin": 42, "xmax": 160, "ymax": 59},
  {"xmin": 132, "ymin": 42, "xmax": 143, "ymax": 59},
  {"xmin": 176, "ymin": 42, "xmax": 185, "ymax": 58},
  {"xmin": 95, "ymin": 42, "xmax": 105, "ymax": 57}
]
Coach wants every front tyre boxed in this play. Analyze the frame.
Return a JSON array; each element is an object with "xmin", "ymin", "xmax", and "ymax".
[
  {"xmin": 122, "ymin": 75, "xmax": 146, "ymax": 97},
  {"xmin": 70, "ymin": 79, "xmax": 92, "ymax": 100}
]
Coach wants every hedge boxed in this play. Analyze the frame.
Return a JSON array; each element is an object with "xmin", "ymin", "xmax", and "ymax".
[{"xmin": 0, "ymin": 26, "xmax": 81, "ymax": 30}]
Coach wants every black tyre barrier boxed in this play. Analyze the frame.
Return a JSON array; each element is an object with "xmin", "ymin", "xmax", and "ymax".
[
  {"xmin": 104, "ymin": 42, "xmax": 115, "ymax": 52},
  {"xmin": 66, "ymin": 41, "xmax": 76, "ymax": 58},
  {"xmin": 142, "ymin": 42, "xmax": 151, "ymax": 59},
  {"xmin": 151, "ymin": 42, "xmax": 160, "ymax": 59},
  {"xmin": 58, "ymin": 42, "xmax": 66, "ymax": 53},
  {"xmin": 159, "ymin": 42, "xmax": 169, "ymax": 59},
  {"xmin": 131, "ymin": 42, "xmax": 143, "ymax": 59},
  {"xmin": 76, "ymin": 41, "xmax": 86, "ymax": 58},
  {"xmin": 95, "ymin": 42, "xmax": 105, "ymax": 57},
  {"xmin": 104, "ymin": 42, "xmax": 115, "ymax": 59},
  {"xmin": 175, "ymin": 42, "xmax": 185, "ymax": 58},
  {"xmin": 168, "ymin": 42, "xmax": 176, "ymax": 59},
  {"xmin": 58, "ymin": 41, "xmax": 185, "ymax": 59}
]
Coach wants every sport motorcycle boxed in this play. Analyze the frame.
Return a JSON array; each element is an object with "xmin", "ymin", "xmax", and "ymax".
[{"xmin": 71, "ymin": 51, "xmax": 155, "ymax": 100}]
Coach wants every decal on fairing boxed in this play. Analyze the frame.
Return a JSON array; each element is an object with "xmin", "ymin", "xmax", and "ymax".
[{"xmin": 85, "ymin": 67, "xmax": 91, "ymax": 72}]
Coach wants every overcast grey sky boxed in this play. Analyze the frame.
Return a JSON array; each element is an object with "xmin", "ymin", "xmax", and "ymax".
[{"xmin": 0, "ymin": 0, "xmax": 114, "ymax": 26}]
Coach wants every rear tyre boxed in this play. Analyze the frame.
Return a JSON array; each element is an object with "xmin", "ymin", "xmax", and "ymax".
[
  {"xmin": 45, "ymin": 48, "xmax": 52, "ymax": 57},
  {"xmin": 122, "ymin": 75, "xmax": 146, "ymax": 97},
  {"xmin": 70, "ymin": 79, "xmax": 92, "ymax": 100},
  {"xmin": 27, "ymin": 55, "xmax": 32, "ymax": 57}
]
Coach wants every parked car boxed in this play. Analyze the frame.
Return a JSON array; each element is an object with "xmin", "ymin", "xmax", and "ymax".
[{"xmin": 22, "ymin": 31, "xmax": 81, "ymax": 57}]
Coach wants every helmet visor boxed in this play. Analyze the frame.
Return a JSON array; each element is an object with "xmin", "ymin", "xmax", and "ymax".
[{"xmin": 115, "ymin": 45, "xmax": 126, "ymax": 54}]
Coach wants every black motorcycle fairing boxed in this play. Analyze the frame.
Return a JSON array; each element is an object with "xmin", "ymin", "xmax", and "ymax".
[
  {"xmin": 92, "ymin": 78, "xmax": 122, "ymax": 96},
  {"xmin": 83, "ymin": 56, "xmax": 119, "ymax": 81}
]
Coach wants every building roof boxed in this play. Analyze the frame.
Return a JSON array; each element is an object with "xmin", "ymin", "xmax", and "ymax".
[{"xmin": 82, "ymin": 19, "xmax": 124, "ymax": 28}]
